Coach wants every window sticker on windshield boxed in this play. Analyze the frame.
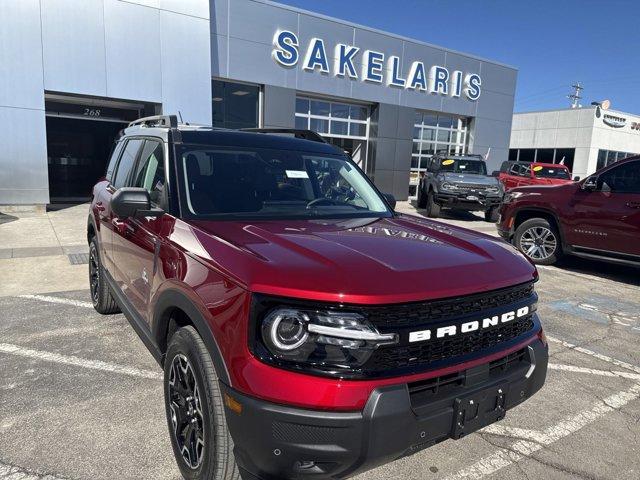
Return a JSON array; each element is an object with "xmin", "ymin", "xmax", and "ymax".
[
  {"xmin": 442, "ymin": 159, "xmax": 455, "ymax": 166},
  {"xmin": 459, "ymin": 165, "xmax": 466, "ymax": 169},
  {"xmin": 533, "ymin": 166, "xmax": 543, "ymax": 172},
  {"xmin": 285, "ymin": 170, "xmax": 309, "ymax": 179}
]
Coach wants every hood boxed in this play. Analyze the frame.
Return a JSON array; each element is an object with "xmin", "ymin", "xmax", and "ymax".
[
  {"xmin": 440, "ymin": 172, "xmax": 500, "ymax": 186},
  {"xmin": 173, "ymin": 215, "xmax": 537, "ymax": 305}
]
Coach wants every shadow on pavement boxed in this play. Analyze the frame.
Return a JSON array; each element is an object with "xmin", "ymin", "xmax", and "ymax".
[
  {"xmin": 553, "ymin": 256, "xmax": 640, "ymax": 287},
  {"xmin": 0, "ymin": 212, "xmax": 18, "ymax": 225}
]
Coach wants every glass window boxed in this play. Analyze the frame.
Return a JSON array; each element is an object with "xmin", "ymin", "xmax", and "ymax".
[
  {"xmin": 596, "ymin": 150, "xmax": 607, "ymax": 171},
  {"xmin": 310, "ymin": 118, "xmax": 329, "ymax": 134},
  {"xmin": 439, "ymin": 158, "xmax": 487, "ymax": 175},
  {"xmin": 330, "ymin": 120, "xmax": 349, "ymax": 135},
  {"xmin": 412, "ymin": 142, "xmax": 421, "ymax": 155},
  {"xmin": 212, "ymin": 80, "xmax": 260, "ymax": 129},
  {"xmin": 349, "ymin": 122, "xmax": 366, "ymax": 137},
  {"xmin": 105, "ymin": 141, "xmax": 124, "ymax": 182},
  {"xmin": 422, "ymin": 143, "xmax": 435, "ymax": 155},
  {"xmin": 112, "ymin": 139, "xmax": 143, "ymax": 189},
  {"xmin": 132, "ymin": 140, "xmax": 165, "ymax": 206},
  {"xmin": 519, "ymin": 149, "xmax": 535, "ymax": 162},
  {"xmin": 437, "ymin": 129, "xmax": 451, "ymax": 142},
  {"xmin": 295, "ymin": 116, "xmax": 308, "ymax": 130},
  {"xmin": 537, "ymin": 148, "xmax": 555, "ymax": 163},
  {"xmin": 508, "ymin": 149, "xmax": 518, "ymax": 161},
  {"xmin": 295, "ymin": 97, "xmax": 309, "ymax": 114},
  {"xmin": 414, "ymin": 111, "xmax": 423, "ymax": 124},
  {"xmin": 438, "ymin": 115, "xmax": 453, "ymax": 128},
  {"xmin": 599, "ymin": 161, "xmax": 640, "ymax": 193},
  {"xmin": 423, "ymin": 113, "xmax": 438, "ymax": 127},
  {"xmin": 331, "ymin": 103, "xmax": 349, "ymax": 119},
  {"xmin": 411, "ymin": 156, "xmax": 419, "ymax": 168},
  {"xmin": 421, "ymin": 128, "xmax": 436, "ymax": 141},
  {"xmin": 178, "ymin": 146, "xmax": 390, "ymax": 218},
  {"xmin": 310, "ymin": 100, "xmax": 330, "ymax": 116},
  {"xmin": 350, "ymin": 105, "xmax": 368, "ymax": 120},
  {"xmin": 555, "ymin": 148, "xmax": 575, "ymax": 171}
]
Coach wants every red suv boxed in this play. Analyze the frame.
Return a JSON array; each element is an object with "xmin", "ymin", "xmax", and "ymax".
[
  {"xmin": 88, "ymin": 116, "xmax": 547, "ymax": 480},
  {"xmin": 498, "ymin": 157, "xmax": 640, "ymax": 265},
  {"xmin": 497, "ymin": 161, "xmax": 574, "ymax": 191}
]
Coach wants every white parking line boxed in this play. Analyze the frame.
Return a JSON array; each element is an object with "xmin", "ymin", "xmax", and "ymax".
[
  {"xmin": 18, "ymin": 294, "xmax": 93, "ymax": 309},
  {"xmin": 0, "ymin": 460, "xmax": 67, "ymax": 480},
  {"xmin": 548, "ymin": 363, "xmax": 640, "ymax": 381},
  {"xmin": 0, "ymin": 343, "xmax": 161, "ymax": 380},
  {"xmin": 446, "ymin": 382, "xmax": 640, "ymax": 479},
  {"xmin": 547, "ymin": 336, "xmax": 640, "ymax": 375}
]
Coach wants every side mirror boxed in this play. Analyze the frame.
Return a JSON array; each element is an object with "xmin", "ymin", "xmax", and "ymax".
[
  {"xmin": 383, "ymin": 193, "xmax": 396, "ymax": 210},
  {"xmin": 111, "ymin": 187, "xmax": 163, "ymax": 218},
  {"xmin": 581, "ymin": 176, "xmax": 598, "ymax": 191},
  {"xmin": 491, "ymin": 170, "xmax": 500, "ymax": 177},
  {"xmin": 573, "ymin": 176, "xmax": 581, "ymax": 181}
]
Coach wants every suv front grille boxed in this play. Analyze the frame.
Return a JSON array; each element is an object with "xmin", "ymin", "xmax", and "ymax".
[
  {"xmin": 366, "ymin": 282, "xmax": 534, "ymax": 329},
  {"xmin": 359, "ymin": 282, "xmax": 537, "ymax": 375}
]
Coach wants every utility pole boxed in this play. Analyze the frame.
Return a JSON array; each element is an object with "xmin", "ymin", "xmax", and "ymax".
[{"xmin": 567, "ymin": 82, "xmax": 583, "ymax": 108}]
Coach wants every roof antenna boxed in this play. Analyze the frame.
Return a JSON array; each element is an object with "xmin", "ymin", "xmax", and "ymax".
[{"xmin": 178, "ymin": 111, "xmax": 184, "ymax": 124}]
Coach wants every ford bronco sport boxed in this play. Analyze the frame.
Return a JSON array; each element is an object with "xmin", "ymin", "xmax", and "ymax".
[
  {"xmin": 416, "ymin": 154, "xmax": 503, "ymax": 222},
  {"xmin": 498, "ymin": 156, "xmax": 640, "ymax": 266},
  {"xmin": 88, "ymin": 115, "xmax": 547, "ymax": 480}
]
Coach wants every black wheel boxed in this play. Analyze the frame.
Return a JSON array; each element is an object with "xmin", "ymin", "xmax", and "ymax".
[
  {"xmin": 514, "ymin": 218, "xmax": 563, "ymax": 265},
  {"xmin": 417, "ymin": 185, "xmax": 427, "ymax": 209},
  {"xmin": 484, "ymin": 206, "xmax": 500, "ymax": 223},
  {"xmin": 164, "ymin": 326, "xmax": 240, "ymax": 480},
  {"xmin": 89, "ymin": 237, "xmax": 120, "ymax": 314},
  {"xmin": 426, "ymin": 190, "xmax": 441, "ymax": 218}
]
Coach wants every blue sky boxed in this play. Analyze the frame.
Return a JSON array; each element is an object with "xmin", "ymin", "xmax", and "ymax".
[{"xmin": 276, "ymin": 0, "xmax": 640, "ymax": 113}]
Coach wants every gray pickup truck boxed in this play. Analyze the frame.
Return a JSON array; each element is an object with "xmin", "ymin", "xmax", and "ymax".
[{"xmin": 416, "ymin": 154, "xmax": 503, "ymax": 222}]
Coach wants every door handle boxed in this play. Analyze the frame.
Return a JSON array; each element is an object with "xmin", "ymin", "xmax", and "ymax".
[
  {"xmin": 95, "ymin": 201, "xmax": 105, "ymax": 212},
  {"xmin": 112, "ymin": 218, "xmax": 129, "ymax": 235},
  {"xmin": 626, "ymin": 202, "xmax": 640, "ymax": 209}
]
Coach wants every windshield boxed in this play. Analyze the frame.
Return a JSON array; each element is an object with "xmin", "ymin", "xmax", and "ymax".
[
  {"xmin": 533, "ymin": 166, "xmax": 571, "ymax": 179},
  {"xmin": 439, "ymin": 158, "xmax": 487, "ymax": 175},
  {"xmin": 178, "ymin": 145, "xmax": 390, "ymax": 219}
]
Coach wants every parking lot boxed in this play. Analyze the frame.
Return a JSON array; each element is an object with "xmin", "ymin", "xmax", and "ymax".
[{"xmin": 1, "ymin": 203, "xmax": 639, "ymax": 480}]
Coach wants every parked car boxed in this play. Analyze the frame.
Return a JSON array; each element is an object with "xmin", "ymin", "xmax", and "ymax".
[
  {"xmin": 497, "ymin": 161, "xmax": 574, "ymax": 191},
  {"xmin": 88, "ymin": 116, "xmax": 547, "ymax": 480},
  {"xmin": 498, "ymin": 156, "xmax": 640, "ymax": 266},
  {"xmin": 417, "ymin": 154, "xmax": 503, "ymax": 222}
]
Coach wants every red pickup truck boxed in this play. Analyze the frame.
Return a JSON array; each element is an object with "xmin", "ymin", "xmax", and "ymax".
[{"xmin": 498, "ymin": 161, "xmax": 574, "ymax": 191}]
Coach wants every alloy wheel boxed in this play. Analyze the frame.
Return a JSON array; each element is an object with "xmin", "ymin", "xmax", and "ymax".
[
  {"xmin": 520, "ymin": 226, "xmax": 557, "ymax": 260},
  {"xmin": 89, "ymin": 246, "xmax": 100, "ymax": 304},
  {"xmin": 168, "ymin": 354, "xmax": 206, "ymax": 470}
]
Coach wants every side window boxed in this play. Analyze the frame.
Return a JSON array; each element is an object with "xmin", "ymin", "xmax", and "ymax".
[
  {"xmin": 132, "ymin": 140, "xmax": 166, "ymax": 206},
  {"xmin": 599, "ymin": 161, "xmax": 640, "ymax": 193},
  {"xmin": 509, "ymin": 164, "xmax": 521, "ymax": 176},
  {"xmin": 105, "ymin": 141, "xmax": 124, "ymax": 182},
  {"xmin": 112, "ymin": 139, "xmax": 144, "ymax": 189}
]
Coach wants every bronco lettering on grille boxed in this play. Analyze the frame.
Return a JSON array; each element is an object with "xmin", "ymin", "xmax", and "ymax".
[{"xmin": 408, "ymin": 306, "xmax": 530, "ymax": 343}]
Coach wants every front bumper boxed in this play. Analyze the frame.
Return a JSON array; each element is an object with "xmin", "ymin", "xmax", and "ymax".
[
  {"xmin": 434, "ymin": 191, "xmax": 502, "ymax": 211},
  {"xmin": 223, "ymin": 339, "xmax": 548, "ymax": 480}
]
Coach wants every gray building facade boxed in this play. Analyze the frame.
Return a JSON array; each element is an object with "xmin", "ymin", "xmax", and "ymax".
[{"xmin": 0, "ymin": 0, "xmax": 517, "ymax": 207}]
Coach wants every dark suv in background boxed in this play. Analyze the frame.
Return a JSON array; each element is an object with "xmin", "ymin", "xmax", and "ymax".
[
  {"xmin": 88, "ymin": 116, "xmax": 547, "ymax": 480},
  {"xmin": 498, "ymin": 156, "xmax": 640, "ymax": 266},
  {"xmin": 416, "ymin": 154, "xmax": 503, "ymax": 222}
]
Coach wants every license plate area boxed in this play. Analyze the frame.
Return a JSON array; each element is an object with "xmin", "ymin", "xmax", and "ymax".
[{"xmin": 452, "ymin": 385, "xmax": 506, "ymax": 439}]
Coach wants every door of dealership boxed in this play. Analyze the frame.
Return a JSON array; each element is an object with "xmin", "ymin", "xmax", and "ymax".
[{"xmin": 45, "ymin": 94, "xmax": 156, "ymax": 202}]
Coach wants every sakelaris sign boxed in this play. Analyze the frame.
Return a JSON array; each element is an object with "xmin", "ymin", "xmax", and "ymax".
[{"xmin": 272, "ymin": 30, "xmax": 482, "ymax": 101}]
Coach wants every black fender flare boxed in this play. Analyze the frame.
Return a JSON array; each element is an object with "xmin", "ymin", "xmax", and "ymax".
[{"xmin": 152, "ymin": 288, "xmax": 231, "ymax": 386}]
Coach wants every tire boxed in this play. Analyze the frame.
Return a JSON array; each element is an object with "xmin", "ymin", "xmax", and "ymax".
[
  {"xmin": 484, "ymin": 206, "xmax": 500, "ymax": 223},
  {"xmin": 426, "ymin": 190, "xmax": 441, "ymax": 218},
  {"xmin": 417, "ymin": 184, "xmax": 427, "ymax": 209},
  {"xmin": 514, "ymin": 218, "xmax": 563, "ymax": 265},
  {"xmin": 164, "ymin": 326, "xmax": 240, "ymax": 480},
  {"xmin": 89, "ymin": 237, "xmax": 120, "ymax": 314}
]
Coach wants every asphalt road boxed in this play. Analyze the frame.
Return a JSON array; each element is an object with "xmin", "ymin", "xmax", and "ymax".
[{"xmin": 0, "ymin": 215, "xmax": 639, "ymax": 479}]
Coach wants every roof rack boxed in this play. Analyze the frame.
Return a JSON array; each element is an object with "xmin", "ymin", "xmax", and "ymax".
[
  {"xmin": 240, "ymin": 128, "xmax": 328, "ymax": 144},
  {"xmin": 128, "ymin": 115, "xmax": 178, "ymax": 129}
]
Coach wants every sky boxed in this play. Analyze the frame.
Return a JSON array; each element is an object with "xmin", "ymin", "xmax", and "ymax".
[{"xmin": 275, "ymin": 0, "xmax": 640, "ymax": 113}]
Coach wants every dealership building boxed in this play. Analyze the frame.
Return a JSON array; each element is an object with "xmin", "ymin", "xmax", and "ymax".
[
  {"xmin": 1, "ymin": 0, "xmax": 517, "ymax": 208},
  {"xmin": 510, "ymin": 106, "xmax": 640, "ymax": 180}
]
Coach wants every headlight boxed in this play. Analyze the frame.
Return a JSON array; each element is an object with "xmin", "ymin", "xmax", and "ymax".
[
  {"xmin": 502, "ymin": 191, "xmax": 524, "ymax": 203},
  {"xmin": 254, "ymin": 305, "xmax": 398, "ymax": 375}
]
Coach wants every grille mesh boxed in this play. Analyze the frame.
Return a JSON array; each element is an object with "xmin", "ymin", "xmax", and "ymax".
[
  {"xmin": 360, "ymin": 282, "xmax": 536, "ymax": 373},
  {"xmin": 366, "ymin": 283, "xmax": 534, "ymax": 328}
]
